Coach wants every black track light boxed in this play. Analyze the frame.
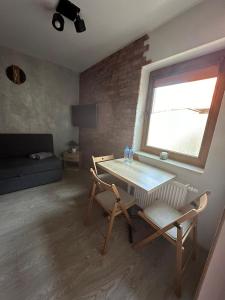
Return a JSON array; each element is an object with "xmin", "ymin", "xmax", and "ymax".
[
  {"xmin": 52, "ymin": 13, "xmax": 64, "ymax": 32},
  {"xmin": 74, "ymin": 14, "xmax": 86, "ymax": 33},
  {"xmin": 52, "ymin": 0, "xmax": 86, "ymax": 34}
]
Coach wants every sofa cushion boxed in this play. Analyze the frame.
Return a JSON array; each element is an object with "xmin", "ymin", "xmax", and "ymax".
[{"xmin": 0, "ymin": 157, "xmax": 62, "ymax": 180}]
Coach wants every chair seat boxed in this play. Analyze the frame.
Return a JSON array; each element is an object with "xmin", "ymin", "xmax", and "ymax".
[
  {"xmin": 143, "ymin": 201, "xmax": 191, "ymax": 240},
  {"xmin": 95, "ymin": 187, "xmax": 135, "ymax": 212}
]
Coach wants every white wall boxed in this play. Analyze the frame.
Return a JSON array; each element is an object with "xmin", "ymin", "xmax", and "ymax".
[
  {"xmin": 134, "ymin": 0, "xmax": 225, "ymax": 250},
  {"xmin": 197, "ymin": 211, "xmax": 225, "ymax": 300},
  {"xmin": 146, "ymin": 0, "xmax": 225, "ymax": 62}
]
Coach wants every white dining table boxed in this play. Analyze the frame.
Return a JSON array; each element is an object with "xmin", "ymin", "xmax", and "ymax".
[{"xmin": 97, "ymin": 158, "xmax": 176, "ymax": 193}]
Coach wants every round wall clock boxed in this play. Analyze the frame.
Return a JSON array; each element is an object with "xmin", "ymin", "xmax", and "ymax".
[{"xmin": 6, "ymin": 65, "xmax": 26, "ymax": 85}]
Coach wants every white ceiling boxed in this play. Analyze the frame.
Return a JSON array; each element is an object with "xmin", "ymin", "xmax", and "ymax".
[{"xmin": 0, "ymin": 0, "xmax": 204, "ymax": 72}]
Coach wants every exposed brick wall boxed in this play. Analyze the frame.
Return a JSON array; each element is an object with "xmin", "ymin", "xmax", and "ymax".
[{"xmin": 79, "ymin": 35, "xmax": 150, "ymax": 168}]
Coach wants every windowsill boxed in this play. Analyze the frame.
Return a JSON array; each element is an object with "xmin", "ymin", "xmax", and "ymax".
[{"xmin": 135, "ymin": 151, "xmax": 205, "ymax": 174}]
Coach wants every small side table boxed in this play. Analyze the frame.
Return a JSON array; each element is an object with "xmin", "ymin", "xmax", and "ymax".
[{"xmin": 63, "ymin": 151, "xmax": 81, "ymax": 170}]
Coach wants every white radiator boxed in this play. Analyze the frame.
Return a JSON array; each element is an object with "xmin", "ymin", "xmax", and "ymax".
[{"xmin": 134, "ymin": 181, "xmax": 198, "ymax": 209}]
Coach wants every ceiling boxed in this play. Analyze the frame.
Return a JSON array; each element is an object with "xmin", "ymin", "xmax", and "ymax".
[{"xmin": 0, "ymin": 0, "xmax": 204, "ymax": 72}]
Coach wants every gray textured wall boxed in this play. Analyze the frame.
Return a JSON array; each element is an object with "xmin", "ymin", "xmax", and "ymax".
[{"xmin": 0, "ymin": 46, "xmax": 79, "ymax": 156}]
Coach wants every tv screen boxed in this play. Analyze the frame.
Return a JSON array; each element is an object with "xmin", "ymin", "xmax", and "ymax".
[{"xmin": 72, "ymin": 104, "xmax": 97, "ymax": 128}]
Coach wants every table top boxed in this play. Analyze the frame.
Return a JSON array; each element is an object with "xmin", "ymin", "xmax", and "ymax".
[{"xmin": 98, "ymin": 158, "xmax": 176, "ymax": 193}]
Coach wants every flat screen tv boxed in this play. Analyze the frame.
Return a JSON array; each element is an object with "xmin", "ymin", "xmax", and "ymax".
[{"xmin": 72, "ymin": 104, "xmax": 97, "ymax": 128}]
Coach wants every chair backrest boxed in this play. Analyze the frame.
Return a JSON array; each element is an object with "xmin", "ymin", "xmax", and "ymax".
[
  {"xmin": 92, "ymin": 155, "xmax": 114, "ymax": 174},
  {"xmin": 176, "ymin": 192, "xmax": 209, "ymax": 226},
  {"xmin": 192, "ymin": 191, "xmax": 209, "ymax": 213},
  {"xmin": 90, "ymin": 168, "xmax": 120, "ymax": 201}
]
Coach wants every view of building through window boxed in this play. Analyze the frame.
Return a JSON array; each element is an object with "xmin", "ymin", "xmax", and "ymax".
[{"xmin": 147, "ymin": 77, "xmax": 217, "ymax": 157}]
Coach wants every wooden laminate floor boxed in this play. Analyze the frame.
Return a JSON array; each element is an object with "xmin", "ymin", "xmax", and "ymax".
[{"xmin": 0, "ymin": 171, "xmax": 207, "ymax": 300}]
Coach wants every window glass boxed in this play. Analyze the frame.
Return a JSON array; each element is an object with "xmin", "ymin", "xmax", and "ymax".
[{"xmin": 147, "ymin": 77, "xmax": 217, "ymax": 157}]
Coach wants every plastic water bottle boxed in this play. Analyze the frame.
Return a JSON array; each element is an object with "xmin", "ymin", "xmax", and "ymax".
[
  {"xmin": 128, "ymin": 147, "xmax": 134, "ymax": 162},
  {"xmin": 124, "ymin": 146, "xmax": 130, "ymax": 163}
]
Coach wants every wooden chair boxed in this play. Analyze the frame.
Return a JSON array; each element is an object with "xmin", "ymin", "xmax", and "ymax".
[
  {"xmin": 85, "ymin": 168, "xmax": 135, "ymax": 255},
  {"xmin": 133, "ymin": 192, "xmax": 209, "ymax": 297},
  {"xmin": 92, "ymin": 154, "xmax": 127, "ymax": 190},
  {"xmin": 92, "ymin": 154, "xmax": 114, "ymax": 181}
]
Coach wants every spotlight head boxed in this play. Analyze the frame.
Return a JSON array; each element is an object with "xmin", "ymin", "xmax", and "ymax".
[
  {"xmin": 52, "ymin": 13, "xmax": 64, "ymax": 31},
  {"xmin": 74, "ymin": 14, "xmax": 86, "ymax": 33}
]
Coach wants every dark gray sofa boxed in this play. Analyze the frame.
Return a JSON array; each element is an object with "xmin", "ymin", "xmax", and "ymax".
[{"xmin": 0, "ymin": 134, "xmax": 63, "ymax": 195}]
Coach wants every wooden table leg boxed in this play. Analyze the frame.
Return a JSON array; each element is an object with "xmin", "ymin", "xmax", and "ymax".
[
  {"xmin": 127, "ymin": 205, "xmax": 143, "ymax": 244},
  {"xmin": 128, "ymin": 224, "xmax": 133, "ymax": 243}
]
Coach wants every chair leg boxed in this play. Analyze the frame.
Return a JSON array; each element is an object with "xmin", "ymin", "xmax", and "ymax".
[
  {"xmin": 119, "ymin": 203, "xmax": 134, "ymax": 244},
  {"xmin": 84, "ymin": 182, "xmax": 96, "ymax": 226},
  {"xmin": 101, "ymin": 206, "xmax": 117, "ymax": 255},
  {"xmin": 176, "ymin": 227, "xmax": 183, "ymax": 298},
  {"xmin": 192, "ymin": 219, "xmax": 198, "ymax": 261},
  {"xmin": 119, "ymin": 203, "xmax": 132, "ymax": 227},
  {"xmin": 128, "ymin": 224, "xmax": 133, "ymax": 244}
]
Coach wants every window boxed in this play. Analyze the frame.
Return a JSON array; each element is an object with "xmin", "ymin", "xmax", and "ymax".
[{"xmin": 142, "ymin": 50, "xmax": 225, "ymax": 167}]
